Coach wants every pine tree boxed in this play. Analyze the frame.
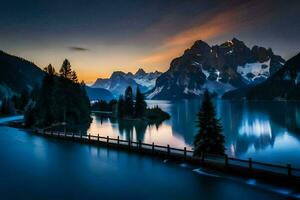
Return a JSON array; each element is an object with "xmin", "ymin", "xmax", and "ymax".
[
  {"xmin": 44, "ymin": 64, "xmax": 56, "ymax": 75},
  {"xmin": 71, "ymin": 71, "xmax": 78, "ymax": 83},
  {"xmin": 194, "ymin": 90, "xmax": 225, "ymax": 156},
  {"xmin": 124, "ymin": 86, "xmax": 134, "ymax": 117},
  {"xmin": 59, "ymin": 59, "xmax": 72, "ymax": 79},
  {"xmin": 134, "ymin": 87, "xmax": 147, "ymax": 118}
]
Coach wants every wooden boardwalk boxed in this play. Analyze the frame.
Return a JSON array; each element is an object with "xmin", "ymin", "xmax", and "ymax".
[{"xmin": 35, "ymin": 130, "xmax": 300, "ymax": 181}]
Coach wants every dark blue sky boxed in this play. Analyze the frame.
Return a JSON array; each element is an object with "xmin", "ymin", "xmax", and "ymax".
[{"xmin": 0, "ymin": 0, "xmax": 299, "ymax": 81}]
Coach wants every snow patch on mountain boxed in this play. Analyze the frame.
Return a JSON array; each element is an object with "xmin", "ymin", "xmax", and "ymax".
[
  {"xmin": 147, "ymin": 86, "xmax": 164, "ymax": 99},
  {"xmin": 237, "ymin": 60, "xmax": 270, "ymax": 84}
]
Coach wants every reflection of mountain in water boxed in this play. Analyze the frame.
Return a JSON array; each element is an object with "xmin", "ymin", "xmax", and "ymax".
[
  {"xmin": 222, "ymin": 101, "xmax": 300, "ymax": 156},
  {"xmin": 235, "ymin": 113, "xmax": 275, "ymax": 155}
]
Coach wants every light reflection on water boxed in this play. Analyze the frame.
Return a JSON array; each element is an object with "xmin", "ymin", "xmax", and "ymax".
[{"xmin": 88, "ymin": 100, "xmax": 300, "ymax": 166}]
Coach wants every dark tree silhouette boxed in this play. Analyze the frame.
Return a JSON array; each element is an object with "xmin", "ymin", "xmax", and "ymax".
[
  {"xmin": 134, "ymin": 87, "xmax": 147, "ymax": 118},
  {"xmin": 44, "ymin": 64, "xmax": 56, "ymax": 75},
  {"xmin": 25, "ymin": 60, "xmax": 91, "ymax": 128},
  {"xmin": 194, "ymin": 90, "xmax": 225, "ymax": 156},
  {"xmin": 71, "ymin": 71, "xmax": 78, "ymax": 83},
  {"xmin": 124, "ymin": 86, "xmax": 134, "ymax": 117},
  {"xmin": 59, "ymin": 59, "xmax": 72, "ymax": 79}
]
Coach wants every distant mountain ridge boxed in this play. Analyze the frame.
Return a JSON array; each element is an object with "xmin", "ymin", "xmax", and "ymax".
[
  {"xmin": 223, "ymin": 52, "xmax": 300, "ymax": 101},
  {"xmin": 92, "ymin": 68, "xmax": 162, "ymax": 97},
  {"xmin": 85, "ymin": 86, "xmax": 114, "ymax": 101},
  {"xmin": 146, "ymin": 38, "xmax": 285, "ymax": 100}
]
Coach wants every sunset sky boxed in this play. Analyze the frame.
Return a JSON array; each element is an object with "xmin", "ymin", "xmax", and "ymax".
[{"xmin": 1, "ymin": 0, "xmax": 299, "ymax": 83}]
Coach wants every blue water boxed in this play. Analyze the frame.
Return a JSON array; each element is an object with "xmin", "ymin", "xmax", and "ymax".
[
  {"xmin": 89, "ymin": 100, "xmax": 300, "ymax": 167},
  {"xmin": 0, "ymin": 125, "xmax": 294, "ymax": 199}
]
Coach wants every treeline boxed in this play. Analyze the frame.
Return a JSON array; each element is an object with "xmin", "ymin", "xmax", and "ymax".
[
  {"xmin": 25, "ymin": 59, "xmax": 91, "ymax": 128},
  {"xmin": 91, "ymin": 86, "xmax": 170, "ymax": 122},
  {"xmin": 117, "ymin": 86, "xmax": 147, "ymax": 119}
]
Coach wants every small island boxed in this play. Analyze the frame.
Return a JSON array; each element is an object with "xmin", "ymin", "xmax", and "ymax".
[{"xmin": 91, "ymin": 86, "xmax": 170, "ymax": 124}]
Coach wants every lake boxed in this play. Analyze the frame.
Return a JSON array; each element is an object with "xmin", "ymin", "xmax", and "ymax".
[
  {"xmin": 0, "ymin": 125, "xmax": 294, "ymax": 199},
  {"xmin": 88, "ymin": 100, "xmax": 300, "ymax": 167}
]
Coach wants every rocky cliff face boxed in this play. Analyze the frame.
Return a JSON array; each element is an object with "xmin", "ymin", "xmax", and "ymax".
[
  {"xmin": 147, "ymin": 38, "xmax": 285, "ymax": 100},
  {"xmin": 223, "ymin": 53, "xmax": 300, "ymax": 101}
]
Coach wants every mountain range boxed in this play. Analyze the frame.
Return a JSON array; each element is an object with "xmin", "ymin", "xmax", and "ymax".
[
  {"xmin": 223, "ymin": 53, "xmax": 300, "ymax": 101},
  {"xmin": 92, "ymin": 68, "xmax": 161, "ymax": 97},
  {"xmin": 146, "ymin": 38, "xmax": 285, "ymax": 100}
]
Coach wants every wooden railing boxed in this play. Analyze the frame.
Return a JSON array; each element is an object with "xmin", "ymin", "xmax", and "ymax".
[{"xmin": 36, "ymin": 130, "xmax": 300, "ymax": 178}]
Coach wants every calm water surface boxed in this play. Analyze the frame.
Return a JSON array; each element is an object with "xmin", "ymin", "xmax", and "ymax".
[
  {"xmin": 0, "ymin": 125, "xmax": 293, "ymax": 199},
  {"xmin": 88, "ymin": 100, "xmax": 300, "ymax": 167}
]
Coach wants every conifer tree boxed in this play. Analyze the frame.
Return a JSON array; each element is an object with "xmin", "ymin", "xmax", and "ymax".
[
  {"xmin": 44, "ymin": 64, "xmax": 56, "ymax": 75},
  {"xmin": 71, "ymin": 71, "xmax": 78, "ymax": 83},
  {"xmin": 134, "ymin": 87, "xmax": 147, "ymax": 118},
  {"xmin": 194, "ymin": 90, "xmax": 225, "ymax": 156},
  {"xmin": 59, "ymin": 59, "xmax": 72, "ymax": 79},
  {"xmin": 124, "ymin": 86, "xmax": 134, "ymax": 117}
]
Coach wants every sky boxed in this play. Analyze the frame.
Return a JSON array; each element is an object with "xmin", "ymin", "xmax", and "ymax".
[{"xmin": 0, "ymin": 0, "xmax": 299, "ymax": 83}]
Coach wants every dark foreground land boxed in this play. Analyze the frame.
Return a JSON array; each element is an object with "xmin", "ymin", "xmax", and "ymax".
[{"xmin": 0, "ymin": 123, "xmax": 299, "ymax": 199}]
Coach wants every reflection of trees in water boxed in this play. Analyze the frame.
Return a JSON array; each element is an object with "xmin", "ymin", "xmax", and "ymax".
[
  {"xmin": 168, "ymin": 99, "xmax": 200, "ymax": 145},
  {"xmin": 117, "ymin": 119, "xmax": 162, "ymax": 142}
]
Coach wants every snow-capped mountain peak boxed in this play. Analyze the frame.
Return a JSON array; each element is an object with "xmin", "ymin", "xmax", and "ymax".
[{"xmin": 146, "ymin": 38, "xmax": 285, "ymax": 100}]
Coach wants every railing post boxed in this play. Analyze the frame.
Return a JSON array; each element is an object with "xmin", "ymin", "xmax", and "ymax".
[
  {"xmin": 72, "ymin": 133, "xmax": 74, "ymax": 140},
  {"xmin": 128, "ymin": 139, "xmax": 131, "ymax": 150},
  {"xmin": 287, "ymin": 164, "xmax": 292, "ymax": 177},
  {"xmin": 89, "ymin": 134, "xmax": 91, "ymax": 142},
  {"xmin": 167, "ymin": 145, "xmax": 170, "ymax": 157},
  {"xmin": 97, "ymin": 134, "xmax": 99, "ymax": 142},
  {"xmin": 201, "ymin": 152, "xmax": 205, "ymax": 163},
  {"xmin": 139, "ymin": 140, "xmax": 142, "ymax": 152},
  {"xmin": 225, "ymin": 154, "xmax": 228, "ymax": 167},
  {"xmin": 249, "ymin": 158, "xmax": 252, "ymax": 170},
  {"xmin": 152, "ymin": 142, "xmax": 155, "ymax": 155},
  {"xmin": 80, "ymin": 133, "xmax": 82, "ymax": 141},
  {"xmin": 107, "ymin": 136, "xmax": 109, "ymax": 147},
  {"xmin": 184, "ymin": 147, "xmax": 187, "ymax": 160},
  {"xmin": 117, "ymin": 136, "xmax": 120, "ymax": 146}
]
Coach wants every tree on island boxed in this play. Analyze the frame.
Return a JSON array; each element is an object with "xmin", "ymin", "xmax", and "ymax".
[
  {"xmin": 124, "ymin": 86, "xmax": 134, "ymax": 117},
  {"xmin": 115, "ymin": 86, "xmax": 170, "ymax": 123},
  {"xmin": 134, "ymin": 87, "xmax": 147, "ymax": 118},
  {"xmin": 194, "ymin": 90, "xmax": 225, "ymax": 156}
]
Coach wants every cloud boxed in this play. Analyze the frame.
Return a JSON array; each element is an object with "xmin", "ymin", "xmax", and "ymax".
[
  {"xmin": 69, "ymin": 46, "xmax": 89, "ymax": 51},
  {"xmin": 138, "ymin": 48, "xmax": 183, "ymax": 66},
  {"xmin": 139, "ymin": 0, "xmax": 274, "ymax": 68}
]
